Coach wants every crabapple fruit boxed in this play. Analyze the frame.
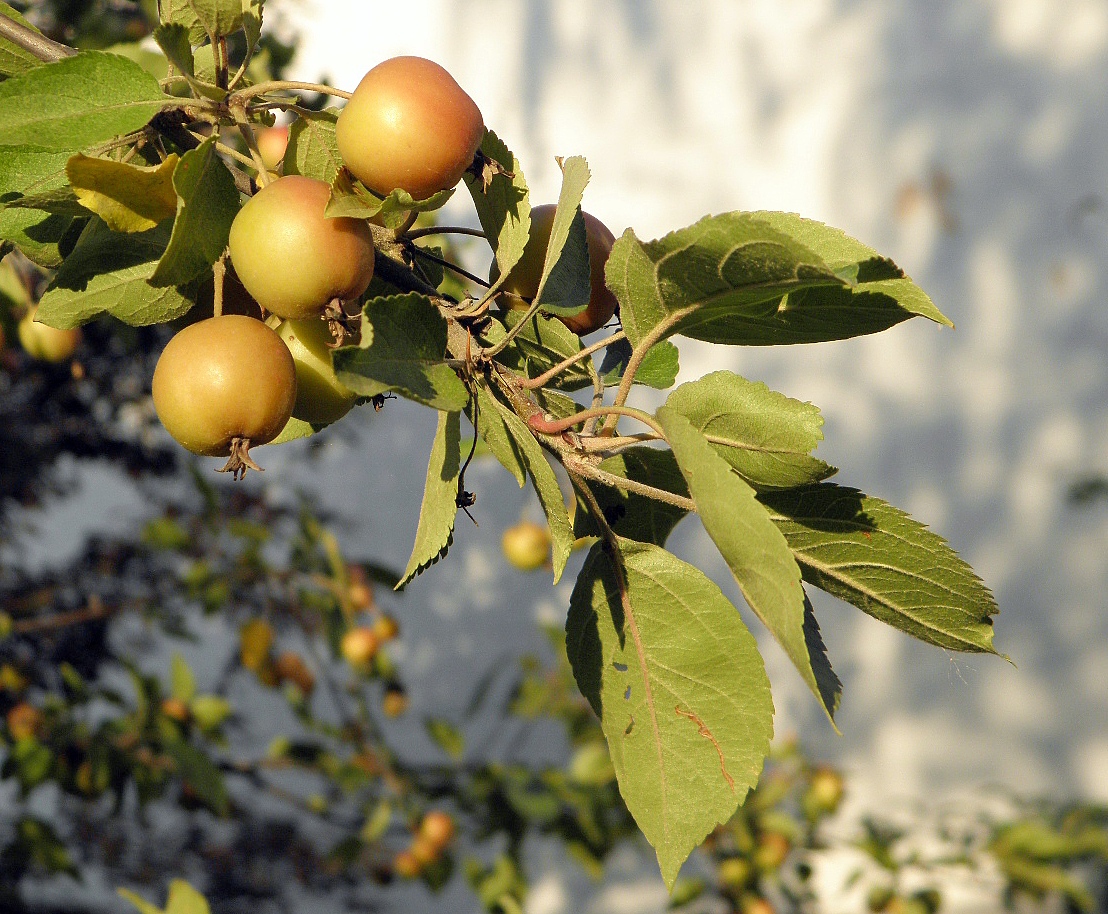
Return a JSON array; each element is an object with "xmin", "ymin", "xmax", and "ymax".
[
  {"xmin": 228, "ymin": 175, "xmax": 374, "ymax": 320},
  {"xmin": 336, "ymin": 56, "xmax": 484, "ymax": 200}
]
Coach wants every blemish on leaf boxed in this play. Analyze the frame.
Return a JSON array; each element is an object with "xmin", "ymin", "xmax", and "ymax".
[
  {"xmin": 613, "ymin": 661, "xmax": 628, "ymax": 672},
  {"xmin": 624, "ymin": 715, "xmax": 635, "ymax": 735},
  {"xmin": 675, "ymin": 705, "xmax": 734, "ymax": 792},
  {"xmin": 624, "ymin": 685, "xmax": 631, "ymax": 700}
]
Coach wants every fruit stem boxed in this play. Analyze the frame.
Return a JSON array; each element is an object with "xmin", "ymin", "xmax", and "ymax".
[
  {"xmin": 0, "ymin": 15, "xmax": 76, "ymax": 62},
  {"xmin": 212, "ymin": 255, "xmax": 227, "ymax": 318},
  {"xmin": 218, "ymin": 438, "xmax": 263, "ymax": 481},
  {"xmin": 231, "ymin": 105, "xmax": 272, "ymax": 188},
  {"xmin": 600, "ymin": 305, "xmax": 697, "ymax": 436},
  {"xmin": 404, "ymin": 226, "xmax": 487, "ymax": 241},
  {"xmin": 410, "ymin": 246, "xmax": 490, "ymax": 289},
  {"xmin": 527, "ymin": 405, "xmax": 666, "ymax": 441},
  {"xmin": 232, "ymin": 80, "xmax": 353, "ymax": 103}
]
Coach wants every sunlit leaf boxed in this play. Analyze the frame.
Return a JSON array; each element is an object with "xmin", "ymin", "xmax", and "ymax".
[
  {"xmin": 761, "ymin": 484, "xmax": 1001, "ymax": 653},
  {"xmin": 333, "ymin": 293, "xmax": 469, "ymax": 410},
  {"xmin": 398, "ymin": 410, "xmax": 461, "ymax": 589},
  {"xmin": 150, "ymin": 136, "xmax": 239, "ymax": 286},
  {"xmin": 37, "ymin": 219, "xmax": 197, "ymax": 327},
  {"xmin": 285, "ymin": 108, "xmax": 343, "ymax": 184},
  {"xmin": 67, "ymin": 152, "xmax": 179, "ymax": 232},
  {"xmin": 566, "ymin": 539, "xmax": 773, "ymax": 887},
  {"xmin": 659, "ymin": 407, "xmax": 837, "ymax": 723},
  {"xmin": 0, "ymin": 51, "xmax": 172, "ymax": 150},
  {"xmin": 664, "ymin": 371, "xmax": 835, "ymax": 490},
  {"xmin": 463, "ymin": 129, "xmax": 529, "ymax": 280}
]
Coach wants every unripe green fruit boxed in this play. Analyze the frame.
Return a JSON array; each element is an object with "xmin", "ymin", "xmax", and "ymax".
[
  {"xmin": 716, "ymin": 857, "xmax": 752, "ymax": 891},
  {"xmin": 336, "ymin": 56, "xmax": 484, "ymax": 200},
  {"xmin": 228, "ymin": 175, "xmax": 375, "ymax": 319},
  {"xmin": 753, "ymin": 832, "xmax": 791, "ymax": 872},
  {"xmin": 276, "ymin": 318, "xmax": 358, "ymax": 424},
  {"xmin": 501, "ymin": 520, "xmax": 551, "ymax": 572},
  {"xmin": 803, "ymin": 766, "xmax": 845, "ymax": 817},
  {"xmin": 568, "ymin": 742, "xmax": 616, "ymax": 786},
  {"xmin": 17, "ymin": 308, "xmax": 81, "ymax": 362},
  {"xmin": 151, "ymin": 315, "xmax": 296, "ymax": 461},
  {"xmin": 495, "ymin": 204, "xmax": 619, "ymax": 335}
]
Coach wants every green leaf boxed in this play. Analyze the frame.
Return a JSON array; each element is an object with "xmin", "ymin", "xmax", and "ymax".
[
  {"xmin": 170, "ymin": 652, "xmax": 196, "ymax": 703},
  {"xmin": 0, "ymin": 144, "xmax": 75, "ymax": 266},
  {"xmin": 37, "ymin": 219, "xmax": 197, "ymax": 327},
  {"xmin": 609, "ymin": 212, "xmax": 843, "ymax": 349},
  {"xmin": 664, "ymin": 371, "xmax": 835, "ymax": 490},
  {"xmin": 611, "ymin": 211, "xmax": 952, "ymax": 349},
  {"xmin": 0, "ymin": 4, "xmax": 44, "ymax": 80},
  {"xmin": 600, "ymin": 337, "xmax": 680, "ymax": 390},
  {"xmin": 186, "ymin": 0, "xmax": 244, "ymax": 39},
  {"xmin": 120, "ymin": 879, "xmax": 211, "ymax": 914},
  {"xmin": 658, "ymin": 407, "xmax": 836, "ymax": 723},
  {"xmin": 801, "ymin": 593, "xmax": 843, "ymax": 723},
  {"xmin": 153, "ymin": 23, "xmax": 196, "ymax": 77},
  {"xmin": 500, "ymin": 307, "xmax": 592, "ymax": 391},
  {"xmin": 160, "ymin": 0, "xmax": 243, "ymax": 41},
  {"xmin": 269, "ymin": 415, "xmax": 317, "ymax": 445},
  {"xmin": 360, "ymin": 799, "xmax": 392, "ymax": 842},
  {"xmin": 15, "ymin": 817, "xmax": 76, "ymax": 876},
  {"xmin": 103, "ymin": 40, "xmax": 171, "ymax": 82},
  {"xmin": 165, "ymin": 880, "xmax": 212, "ymax": 914},
  {"xmin": 532, "ymin": 157, "xmax": 591, "ymax": 318},
  {"xmin": 485, "ymin": 391, "xmax": 574, "ymax": 583},
  {"xmin": 0, "ymin": 145, "xmax": 70, "ymax": 201},
  {"xmin": 760, "ymin": 483, "xmax": 1001, "ymax": 653},
  {"xmin": 188, "ymin": 694, "xmax": 231, "ymax": 732},
  {"xmin": 159, "ymin": 0, "xmax": 207, "ymax": 43},
  {"xmin": 163, "ymin": 738, "xmax": 229, "ymax": 814},
  {"xmin": 66, "ymin": 152, "xmax": 179, "ymax": 232},
  {"xmin": 425, "ymin": 717, "xmax": 465, "ymax": 761},
  {"xmin": 333, "ymin": 293, "xmax": 469, "ymax": 410},
  {"xmin": 326, "ymin": 169, "xmax": 453, "ymax": 228},
  {"xmin": 566, "ymin": 539, "xmax": 774, "ymax": 887},
  {"xmin": 150, "ymin": 136, "xmax": 240, "ymax": 286},
  {"xmin": 398, "ymin": 410, "xmax": 461, "ymax": 589},
  {"xmin": 463, "ymin": 128, "xmax": 529, "ymax": 280},
  {"xmin": 0, "ymin": 51, "xmax": 172, "ymax": 150},
  {"xmin": 241, "ymin": 0, "xmax": 262, "ymax": 59},
  {"xmin": 573, "ymin": 446, "xmax": 690, "ymax": 546},
  {"xmin": 2, "ymin": 185, "xmax": 85, "ymax": 216},
  {"xmin": 751, "ymin": 211, "xmax": 952, "ymax": 329},
  {"xmin": 468, "ymin": 382, "xmax": 526, "ymax": 487},
  {"xmin": 285, "ymin": 108, "xmax": 343, "ymax": 184}
]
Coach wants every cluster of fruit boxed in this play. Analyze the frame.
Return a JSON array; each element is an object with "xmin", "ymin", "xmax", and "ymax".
[
  {"xmin": 391, "ymin": 810, "xmax": 456, "ymax": 880},
  {"xmin": 148, "ymin": 56, "xmax": 620, "ymax": 478}
]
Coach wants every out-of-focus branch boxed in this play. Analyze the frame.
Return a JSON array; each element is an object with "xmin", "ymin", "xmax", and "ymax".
[{"xmin": 0, "ymin": 14, "xmax": 77, "ymax": 63}]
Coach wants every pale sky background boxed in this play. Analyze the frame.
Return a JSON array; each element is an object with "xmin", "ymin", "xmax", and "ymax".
[{"xmin": 14, "ymin": 1, "xmax": 1108, "ymax": 911}]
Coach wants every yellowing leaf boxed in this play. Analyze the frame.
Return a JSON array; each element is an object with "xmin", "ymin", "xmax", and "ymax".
[{"xmin": 67, "ymin": 153, "xmax": 179, "ymax": 232}]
